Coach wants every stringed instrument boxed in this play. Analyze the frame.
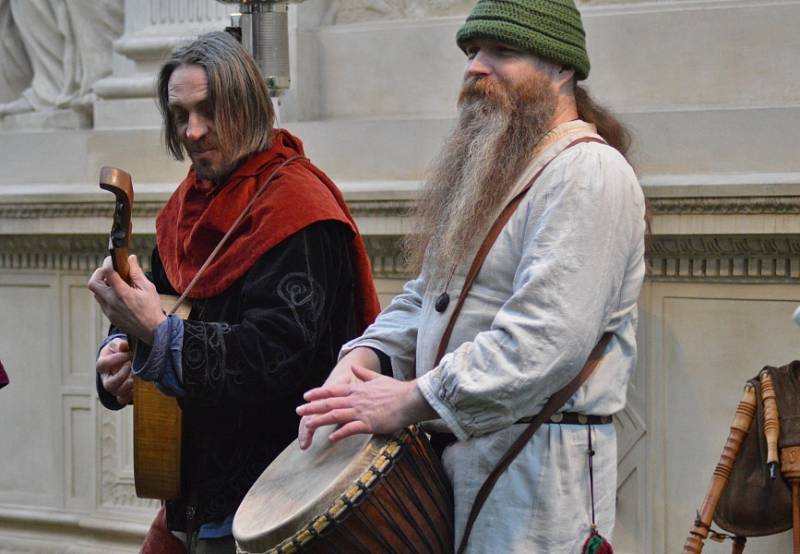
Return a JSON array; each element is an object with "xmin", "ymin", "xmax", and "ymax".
[{"xmin": 100, "ymin": 166, "xmax": 186, "ymax": 500}]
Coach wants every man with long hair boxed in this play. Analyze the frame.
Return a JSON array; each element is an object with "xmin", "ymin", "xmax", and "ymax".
[
  {"xmin": 88, "ymin": 32, "xmax": 379, "ymax": 553},
  {"xmin": 297, "ymin": 1, "xmax": 646, "ymax": 552}
]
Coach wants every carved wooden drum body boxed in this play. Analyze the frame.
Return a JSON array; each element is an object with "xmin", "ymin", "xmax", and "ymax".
[{"xmin": 233, "ymin": 426, "xmax": 453, "ymax": 554}]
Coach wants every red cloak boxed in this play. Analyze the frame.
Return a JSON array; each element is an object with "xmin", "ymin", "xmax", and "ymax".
[{"xmin": 155, "ymin": 129, "xmax": 380, "ymax": 330}]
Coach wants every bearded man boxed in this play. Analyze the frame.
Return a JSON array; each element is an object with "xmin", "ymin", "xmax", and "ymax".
[
  {"xmin": 297, "ymin": 1, "xmax": 646, "ymax": 552},
  {"xmin": 88, "ymin": 32, "xmax": 379, "ymax": 554}
]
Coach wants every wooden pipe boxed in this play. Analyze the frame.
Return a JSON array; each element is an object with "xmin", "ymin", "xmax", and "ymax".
[
  {"xmin": 781, "ymin": 446, "xmax": 800, "ymax": 554},
  {"xmin": 683, "ymin": 384, "xmax": 757, "ymax": 554},
  {"xmin": 760, "ymin": 370, "xmax": 781, "ymax": 479}
]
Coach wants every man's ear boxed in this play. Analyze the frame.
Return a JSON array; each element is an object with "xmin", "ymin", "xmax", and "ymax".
[{"xmin": 556, "ymin": 65, "xmax": 576, "ymax": 87}]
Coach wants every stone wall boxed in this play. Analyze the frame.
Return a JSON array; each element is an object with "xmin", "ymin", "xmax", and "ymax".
[{"xmin": 0, "ymin": 1, "xmax": 798, "ymax": 552}]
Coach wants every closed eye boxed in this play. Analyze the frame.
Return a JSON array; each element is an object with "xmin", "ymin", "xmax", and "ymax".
[{"xmin": 170, "ymin": 107, "xmax": 188, "ymax": 124}]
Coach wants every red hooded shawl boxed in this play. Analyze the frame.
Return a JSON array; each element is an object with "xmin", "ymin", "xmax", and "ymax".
[{"xmin": 156, "ymin": 129, "xmax": 380, "ymax": 331}]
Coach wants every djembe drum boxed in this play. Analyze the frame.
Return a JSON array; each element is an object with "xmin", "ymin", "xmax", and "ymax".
[{"xmin": 233, "ymin": 425, "xmax": 453, "ymax": 554}]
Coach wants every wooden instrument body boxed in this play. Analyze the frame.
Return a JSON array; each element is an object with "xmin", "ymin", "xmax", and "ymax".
[
  {"xmin": 132, "ymin": 295, "xmax": 190, "ymax": 500},
  {"xmin": 234, "ymin": 425, "xmax": 454, "ymax": 554},
  {"xmin": 100, "ymin": 166, "xmax": 185, "ymax": 500}
]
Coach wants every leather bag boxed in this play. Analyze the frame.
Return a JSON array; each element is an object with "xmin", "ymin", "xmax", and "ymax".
[{"xmin": 713, "ymin": 361, "xmax": 800, "ymax": 536}]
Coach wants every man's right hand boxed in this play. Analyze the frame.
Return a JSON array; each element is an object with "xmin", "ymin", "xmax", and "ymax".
[
  {"xmin": 97, "ymin": 337, "xmax": 134, "ymax": 405},
  {"xmin": 297, "ymin": 347, "xmax": 380, "ymax": 450}
]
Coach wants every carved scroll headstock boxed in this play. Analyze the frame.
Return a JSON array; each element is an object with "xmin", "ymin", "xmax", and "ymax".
[{"xmin": 99, "ymin": 166, "xmax": 134, "ymax": 285}]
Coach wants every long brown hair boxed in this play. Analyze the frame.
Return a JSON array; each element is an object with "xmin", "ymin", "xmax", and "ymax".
[
  {"xmin": 574, "ymin": 84, "xmax": 631, "ymax": 159},
  {"xmin": 156, "ymin": 31, "xmax": 274, "ymax": 163},
  {"xmin": 575, "ymin": 84, "xmax": 652, "ymax": 238}
]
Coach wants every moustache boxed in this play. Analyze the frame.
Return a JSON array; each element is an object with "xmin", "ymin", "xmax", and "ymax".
[
  {"xmin": 457, "ymin": 76, "xmax": 513, "ymax": 113},
  {"xmin": 186, "ymin": 144, "xmax": 215, "ymax": 155},
  {"xmin": 185, "ymin": 141, "xmax": 216, "ymax": 154}
]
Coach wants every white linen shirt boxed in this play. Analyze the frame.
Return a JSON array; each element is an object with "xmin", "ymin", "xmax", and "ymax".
[{"xmin": 341, "ymin": 121, "xmax": 646, "ymax": 553}]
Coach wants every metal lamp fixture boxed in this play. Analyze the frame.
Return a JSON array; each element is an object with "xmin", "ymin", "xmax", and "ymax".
[{"xmin": 217, "ymin": 1, "xmax": 306, "ymax": 96}]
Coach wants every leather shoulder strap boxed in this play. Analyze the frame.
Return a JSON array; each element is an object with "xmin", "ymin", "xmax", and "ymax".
[{"xmin": 434, "ymin": 136, "xmax": 605, "ymax": 365}]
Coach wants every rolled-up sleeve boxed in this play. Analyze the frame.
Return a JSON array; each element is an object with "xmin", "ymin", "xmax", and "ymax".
[{"xmin": 416, "ymin": 145, "xmax": 645, "ymax": 440}]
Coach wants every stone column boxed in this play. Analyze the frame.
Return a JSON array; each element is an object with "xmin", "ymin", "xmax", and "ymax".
[{"xmin": 94, "ymin": 0, "xmax": 236, "ymax": 129}]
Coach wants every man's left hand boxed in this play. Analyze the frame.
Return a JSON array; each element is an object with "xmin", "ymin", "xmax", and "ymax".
[
  {"xmin": 297, "ymin": 365, "xmax": 437, "ymax": 444},
  {"xmin": 88, "ymin": 255, "xmax": 166, "ymax": 345}
]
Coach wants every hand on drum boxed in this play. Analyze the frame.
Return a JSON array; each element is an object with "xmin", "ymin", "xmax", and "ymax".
[
  {"xmin": 297, "ymin": 365, "xmax": 437, "ymax": 450},
  {"xmin": 97, "ymin": 337, "xmax": 134, "ymax": 405}
]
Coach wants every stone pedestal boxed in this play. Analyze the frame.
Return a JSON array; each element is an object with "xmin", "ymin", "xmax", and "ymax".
[{"xmin": 0, "ymin": 108, "xmax": 91, "ymax": 131}]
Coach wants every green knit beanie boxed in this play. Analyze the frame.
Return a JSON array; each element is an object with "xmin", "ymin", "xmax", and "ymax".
[{"xmin": 456, "ymin": 0, "xmax": 590, "ymax": 80}]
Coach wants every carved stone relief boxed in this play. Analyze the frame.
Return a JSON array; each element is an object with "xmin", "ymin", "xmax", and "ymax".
[
  {"xmin": 332, "ymin": 0, "xmax": 473, "ymax": 24},
  {"xmin": 0, "ymin": 0, "xmax": 124, "ymax": 128},
  {"xmin": 0, "ymin": 0, "xmax": 30, "ymax": 103}
]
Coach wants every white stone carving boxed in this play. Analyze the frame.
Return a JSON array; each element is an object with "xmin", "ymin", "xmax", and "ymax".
[
  {"xmin": 0, "ymin": 0, "xmax": 124, "ymax": 127},
  {"xmin": 0, "ymin": 0, "xmax": 31, "ymax": 102},
  {"xmin": 333, "ymin": 0, "xmax": 472, "ymax": 24}
]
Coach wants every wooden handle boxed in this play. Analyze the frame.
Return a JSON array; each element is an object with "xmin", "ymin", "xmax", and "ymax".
[
  {"xmin": 760, "ymin": 370, "xmax": 780, "ymax": 477},
  {"xmin": 793, "ymin": 481, "xmax": 800, "ymax": 554},
  {"xmin": 99, "ymin": 166, "xmax": 134, "ymax": 284},
  {"xmin": 683, "ymin": 384, "xmax": 757, "ymax": 554}
]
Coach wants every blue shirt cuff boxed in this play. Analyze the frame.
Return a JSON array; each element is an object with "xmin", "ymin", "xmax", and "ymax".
[
  {"xmin": 197, "ymin": 513, "xmax": 234, "ymax": 539},
  {"xmin": 131, "ymin": 314, "xmax": 185, "ymax": 398}
]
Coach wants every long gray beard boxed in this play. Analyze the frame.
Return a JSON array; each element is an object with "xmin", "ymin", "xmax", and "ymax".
[{"xmin": 405, "ymin": 89, "xmax": 556, "ymax": 281}]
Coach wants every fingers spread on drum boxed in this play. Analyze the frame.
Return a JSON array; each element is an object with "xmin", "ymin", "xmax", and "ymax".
[
  {"xmin": 302, "ymin": 383, "xmax": 354, "ymax": 402},
  {"xmin": 303, "ymin": 408, "xmax": 360, "ymax": 432},
  {"xmin": 328, "ymin": 421, "xmax": 371, "ymax": 442},
  {"xmin": 296, "ymin": 365, "xmax": 438, "ymax": 447},
  {"xmin": 298, "ymin": 395, "xmax": 356, "ymax": 417}
]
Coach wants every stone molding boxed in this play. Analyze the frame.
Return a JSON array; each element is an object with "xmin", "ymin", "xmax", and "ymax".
[
  {"xmin": 2, "ymin": 233, "xmax": 800, "ymax": 283},
  {"xmin": 648, "ymin": 236, "xmax": 800, "ymax": 282},
  {"xmin": 650, "ymin": 196, "xmax": 800, "ymax": 215},
  {"xmin": 2, "ymin": 195, "xmax": 799, "ymax": 281},
  {"xmin": 0, "ymin": 236, "xmax": 156, "ymax": 273},
  {"xmin": 4, "ymin": 195, "xmax": 800, "ymax": 219},
  {"xmin": 0, "ymin": 202, "xmax": 164, "ymax": 220}
]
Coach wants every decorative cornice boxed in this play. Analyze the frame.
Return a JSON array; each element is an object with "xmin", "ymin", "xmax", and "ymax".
[
  {"xmin": 0, "ymin": 234, "xmax": 414, "ymax": 278},
  {"xmin": 648, "ymin": 235, "xmax": 800, "ymax": 282},
  {"xmin": 649, "ymin": 196, "xmax": 800, "ymax": 215},
  {"xmin": 2, "ymin": 195, "xmax": 800, "ymax": 220},
  {"xmin": 0, "ymin": 199, "xmax": 410, "ymax": 221},
  {"xmin": 362, "ymin": 235, "xmax": 409, "ymax": 278},
  {"xmin": 0, "ymin": 236, "xmax": 156, "ymax": 273},
  {"xmin": 347, "ymin": 199, "xmax": 414, "ymax": 218},
  {"xmin": 3, "ymin": 232, "xmax": 800, "ymax": 283},
  {"xmin": 0, "ymin": 203, "xmax": 164, "ymax": 220}
]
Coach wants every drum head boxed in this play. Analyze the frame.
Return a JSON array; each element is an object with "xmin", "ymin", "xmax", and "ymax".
[{"xmin": 234, "ymin": 425, "xmax": 388, "ymax": 552}]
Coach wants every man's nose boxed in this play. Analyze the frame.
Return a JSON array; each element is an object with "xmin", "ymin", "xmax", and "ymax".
[
  {"xmin": 185, "ymin": 112, "xmax": 208, "ymax": 141},
  {"xmin": 466, "ymin": 51, "xmax": 492, "ymax": 78}
]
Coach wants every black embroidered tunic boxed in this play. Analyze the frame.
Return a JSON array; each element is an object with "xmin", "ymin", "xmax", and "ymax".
[{"xmin": 98, "ymin": 220, "xmax": 359, "ymax": 533}]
